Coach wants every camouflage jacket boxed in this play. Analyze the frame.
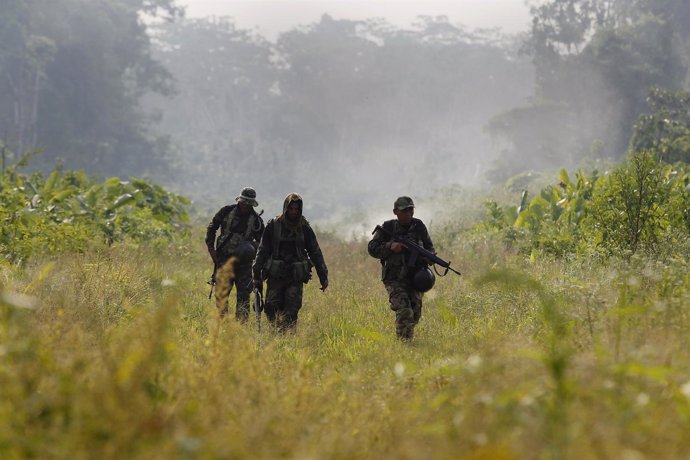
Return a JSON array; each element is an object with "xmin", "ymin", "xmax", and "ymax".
[
  {"xmin": 368, "ymin": 218, "xmax": 435, "ymax": 281},
  {"xmin": 205, "ymin": 204, "xmax": 265, "ymax": 260}
]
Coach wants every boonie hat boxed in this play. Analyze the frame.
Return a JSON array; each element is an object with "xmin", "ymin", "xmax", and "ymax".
[
  {"xmin": 236, "ymin": 187, "xmax": 258, "ymax": 207},
  {"xmin": 394, "ymin": 196, "xmax": 415, "ymax": 210}
]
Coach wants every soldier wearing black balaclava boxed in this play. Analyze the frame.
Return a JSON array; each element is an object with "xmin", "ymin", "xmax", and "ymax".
[{"xmin": 252, "ymin": 193, "xmax": 328, "ymax": 333}]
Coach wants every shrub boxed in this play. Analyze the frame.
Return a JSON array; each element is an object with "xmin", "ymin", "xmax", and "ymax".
[{"xmin": 0, "ymin": 160, "xmax": 190, "ymax": 261}]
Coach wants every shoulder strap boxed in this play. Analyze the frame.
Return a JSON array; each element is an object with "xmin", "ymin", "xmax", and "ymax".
[
  {"xmin": 243, "ymin": 212, "xmax": 256, "ymax": 240},
  {"xmin": 382, "ymin": 219, "xmax": 396, "ymax": 235},
  {"xmin": 295, "ymin": 224, "xmax": 306, "ymax": 259},
  {"xmin": 409, "ymin": 219, "xmax": 423, "ymax": 244},
  {"xmin": 222, "ymin": 206, "xmax": 237, "ymax": 235},
  {"xmin": 271, "ymin": 219, "xmax": 307, "ymax": 260},
  {"xmin": 272, "ymin": 219, "xmax": 281, "ymax": 256}
]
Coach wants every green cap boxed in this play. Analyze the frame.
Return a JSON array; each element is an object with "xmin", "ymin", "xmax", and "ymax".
[{"xmin": 394, "ymin": 196, "xmax": 415, "ymax": 210}]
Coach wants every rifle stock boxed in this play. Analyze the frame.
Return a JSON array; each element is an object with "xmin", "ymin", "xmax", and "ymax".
[{"xmin": 373, "ymin": 225, "xmax": 461, "ymax": 276}]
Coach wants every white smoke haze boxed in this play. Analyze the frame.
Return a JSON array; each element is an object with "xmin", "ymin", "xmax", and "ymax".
[
  {"xmin": 143, "ymin": 1, "xmax": 546, "ymax": 235},
  {"xmin": 181, "ymin": 0, "xmax": 532, "ymax": 39}
]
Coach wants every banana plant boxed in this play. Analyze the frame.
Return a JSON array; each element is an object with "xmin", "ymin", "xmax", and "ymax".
[{"xmin": 1, "ymin": 164, "xmax": 191, "ymax": 260}]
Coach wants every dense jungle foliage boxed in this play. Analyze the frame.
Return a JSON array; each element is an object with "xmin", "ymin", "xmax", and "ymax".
[
  {"xmin": 483, "ymin": 152, "xmax": 690, "ymax": 260},
  {"xmin": 0, "ymin": 155, "xmax": 190, "ymax": 262}
]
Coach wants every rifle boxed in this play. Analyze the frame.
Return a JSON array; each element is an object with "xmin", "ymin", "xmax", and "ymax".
[
  {"xmin": 252, "ymin": 286, "xmax": 263, "ymax": 331},
  {"xmin": 207, "ymin": 264, "xmax": 217, "ymax": 300},
  {"xmin": 372, "ymin": 225, "xmax": 461, "ymax": 277}
]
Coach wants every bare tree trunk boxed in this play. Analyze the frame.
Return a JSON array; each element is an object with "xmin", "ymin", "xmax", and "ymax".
[
  {"xmin": 6, "ymin": 67, "xmax": 29, "ymax": 155},
  {"xmin": 7, "ymin": 73, "xmax": 21, "ymax": 155},
  {"xmin": 30, "ymin": 70, "xmax": 41, "ymax": 147}
]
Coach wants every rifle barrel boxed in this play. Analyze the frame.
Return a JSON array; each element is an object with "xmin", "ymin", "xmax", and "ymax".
[{"xmin": 373, "ymin": 225, "xmax": 461, "ymax": 276}]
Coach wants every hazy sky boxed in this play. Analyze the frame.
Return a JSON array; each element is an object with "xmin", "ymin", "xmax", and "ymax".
[{"xmin": 180, "ymin": 0, "xmax": 532, "ymax": 39}]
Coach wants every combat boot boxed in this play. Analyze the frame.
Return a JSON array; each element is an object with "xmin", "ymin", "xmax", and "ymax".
[
  {"xmin": 396, "ymin": 325, "xmax": 414, "ymax": 342},
  {"xmin": 236, "ymin": 301, "xmax": 250, "ymax": 323}
]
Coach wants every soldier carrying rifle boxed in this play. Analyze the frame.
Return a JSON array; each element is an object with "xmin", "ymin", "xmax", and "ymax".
[
  {"xmin": 369, "ymin": 196, "xmax": 460, "ymax": 341},
  {"xmin": 206, "ymin": 187, "xmax": 265, "ymax": 321}
]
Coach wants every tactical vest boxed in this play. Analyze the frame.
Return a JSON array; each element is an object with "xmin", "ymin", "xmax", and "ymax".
[
  {"xmin": 264, "ymin": 219, "xmax": 312, "ymax": 282},
  {"xmin": 272, "ymin": 220, "xmax": 306, "ymax": 260},
  {"xmin": 381, "ymin": 219, "xmax": 424, "ymax": 280},
  {"xmin": 382, "ymin": 219, "xmax": 424, "ymax": 245}
]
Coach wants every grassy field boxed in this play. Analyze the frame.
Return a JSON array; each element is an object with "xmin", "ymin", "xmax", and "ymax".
[{"xmin": 1, "ymin": 230, "xmax": 689, "ymax": 459}]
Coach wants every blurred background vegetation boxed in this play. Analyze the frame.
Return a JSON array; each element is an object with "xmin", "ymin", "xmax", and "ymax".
[{"xmin": 2, "ymin": 0, "xmax": 689, "ymax": 219}]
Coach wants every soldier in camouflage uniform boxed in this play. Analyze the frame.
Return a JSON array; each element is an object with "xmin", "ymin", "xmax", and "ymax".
[
  {"xmin": 206, "ymin": 187, "xmax": 265, "ymax": 321},
  {"xmin": 368, "ymin": 196, "xmax": 435, "ymax": 341},
  {"xmin": 252, "ymin": 193, "xmax": 328, "ymax": 333}
]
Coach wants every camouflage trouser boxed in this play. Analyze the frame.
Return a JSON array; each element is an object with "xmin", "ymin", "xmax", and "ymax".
[
  {"xmin": 384, "ymin": 279, "xmax": 423, "ymax": 340},
  {"xmin": 217, "ymin": 260, "xmax": 253, "ymax": 322},
  {"xmin": 264, "ymin": 277, "xmax": 304, "ymax": 333}
]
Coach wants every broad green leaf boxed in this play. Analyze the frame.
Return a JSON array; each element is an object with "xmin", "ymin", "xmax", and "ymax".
[
  {"xmin": 50, "ymin": 188, "xmax": 78, "ymax": 203},
  {"xmin": 559, "ymin": 168, "xmax": 572, "ymax": 188},
  {"xmin": 109, "ymin": 192, "xmax": 137, "ymax": 211},
  {"xmin": 42, "ymin": 170, "xmax": 60, "ymax": 195}
]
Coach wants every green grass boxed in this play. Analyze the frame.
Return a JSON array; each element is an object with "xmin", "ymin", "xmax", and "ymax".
[{"xmin": 1, "ymin": 233, "xmax": 689, "ymax": 459}]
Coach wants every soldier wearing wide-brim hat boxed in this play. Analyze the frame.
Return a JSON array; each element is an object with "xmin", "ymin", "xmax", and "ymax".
[
  {"xmin": 206, "ymin": 187, "xmax": 265, "ymax": 321},
  {"xmin": 236, "ymin": 187, "xmax": 259, "ymax": 207},
  {"xmin": 368, "ymin": 196, "xmax": 436, "ymax": 341}
]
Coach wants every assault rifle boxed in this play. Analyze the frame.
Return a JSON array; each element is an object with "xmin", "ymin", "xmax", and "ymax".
[
  {"xmin": 207, "ymin": 264, "xmax": 217, "ymax": 300},
  {"xmin": 372, "ymin": 225, "xmax": 461, "ymax": 277},
  {"xmin": 252, "ymin": 286, "xmax": 263, "ymax": 331}
]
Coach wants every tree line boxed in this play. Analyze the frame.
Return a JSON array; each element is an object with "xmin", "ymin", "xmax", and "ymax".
[
  {"xmin": 145, "ymin": 14, "xmax": 534, "ymax": 209},
  {"xmin": 1, "ymin": 0, "xmax": 689, "ymax": 214},
  {"xmin": 489, "ymin": 0, "xmax": 690, "ymax": 180}
]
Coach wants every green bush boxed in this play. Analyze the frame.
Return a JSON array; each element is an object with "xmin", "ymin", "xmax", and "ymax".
[
  {"xmin": 585, "ymin": 152, "xmax": 689, "ymax": 258},
  {"xmin": 0, "ymin": 161, "xmax": 190, "ymax": 262},
  {"xmin": 481, "ymin": 153, "xmax": 690, "ymax": 261}
]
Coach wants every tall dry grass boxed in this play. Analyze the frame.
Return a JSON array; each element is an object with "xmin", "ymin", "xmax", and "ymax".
[{"xmin": 1, "ymin": 232, "xmax": 689, "ymax": 459}]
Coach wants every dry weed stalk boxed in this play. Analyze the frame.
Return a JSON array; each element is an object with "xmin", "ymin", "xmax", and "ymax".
[{"xmin": 214, "ymin": 257, "xmax": 235, "ymax": 317}]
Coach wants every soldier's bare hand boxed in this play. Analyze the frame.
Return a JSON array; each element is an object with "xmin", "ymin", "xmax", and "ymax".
[
  {"xmin": 389, "ymin": 242, "xmax": 404, "ymax": 253},
  {"xmin": 320, "ymin": 280, "xmax": 328, "ymax": 292}
]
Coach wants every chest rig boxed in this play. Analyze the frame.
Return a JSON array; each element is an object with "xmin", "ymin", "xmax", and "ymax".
[
  {"xmin": 272, "ymin": 219, "xmax": 306, "ymax": 262},
  {"xmin": 263, "ymin": 219, "xmax": 312, "ymax": 283},
  {"xmin": 381, "ymin": 219, "xmax": 423, "ymax": 280}
]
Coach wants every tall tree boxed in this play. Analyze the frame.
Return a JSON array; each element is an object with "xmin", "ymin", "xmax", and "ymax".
[
  {"xmin": 0, "ymin": 1, "xmax": 55, "ymax": 157},
  {"xmin": 488, "ymin": 0, "xmax": 689, "ymax": 182},
  {"xmin": 0, "ymin": 0, "xmax": 183, "ymax": 176},
  {"xmin": 631, "ymin": 87, "xmax": 690, "ymax": 163}
]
